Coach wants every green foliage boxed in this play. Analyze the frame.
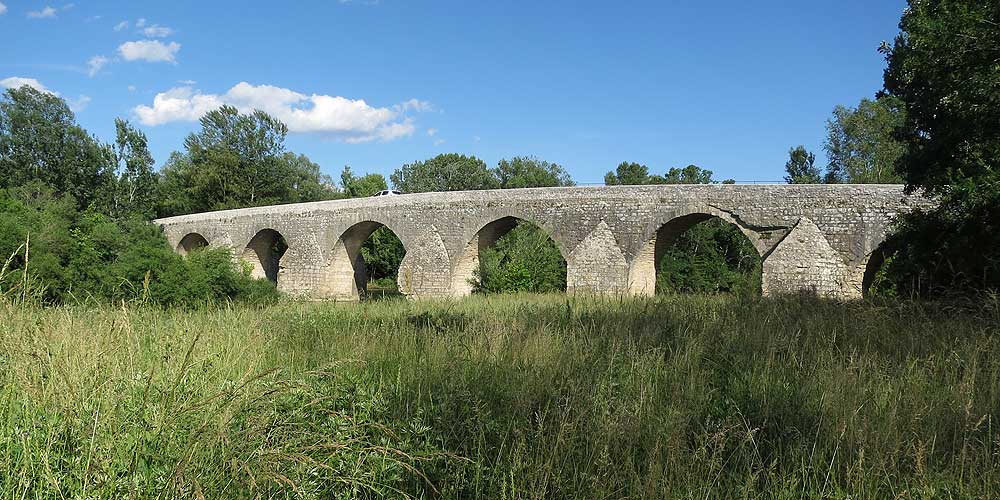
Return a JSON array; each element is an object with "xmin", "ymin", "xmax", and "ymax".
[
  {"xmin": 824, "ymin": 96, "xmax": 906, "ymax": 184},
  {"xmin": 784, "ymin": 146, "xmax": 821, "ymax": 184},
  {"xmin": 604, "ymin": 161, "xmax": 657, "ymax": 185},
  {"xmin": 156, "ymin": 106, "xmax": 338, "ymax": 217},
  {"xmin": 878, "ymin": 173, "xmax": 1000, "ymax": 297},
  {"xmin": 391, "ymin": 153, "xmax": 497, "ymax": 193},
  {"xmin": 0, "ymin": 86, "xmax": 115, "ymax": 211},
  {"xmin": 473, "ymin": 222, "xmax": 566, "ymax": 293},
  {"xmin": 874, "ymin": 0, "xmax": 1000, "ymax": 297},
  {"xmin": 494, "ymin": 156, "xmax": 574, "ymax": 188},
  {"xmin": 359, "ymin": 226, "xmax": 405, "ymax": 283},
  {"xmin": 882, "ymin": 0, "xmax": 1000, "ymax": 193},
  {"xmin": 0, "ymin": 187, "xmax": 277, "ymax": 307},
  {"xmin": 3, "ymin": 296, "xmax": 999, "ymax": 497},
  {"xmin": 340, "ymin": 165, "xmax": 388, "ymax": 197},
  {"xmin": 109, "ymin": 118, "xmax": 159, "ymax": 219},
  {"xmin": 663, "ymin": 164, "xmax": 714, "ymax": 184},
  {"xmin": 657, "ymin": 219, "xmax": 761, "ymax": 294}
]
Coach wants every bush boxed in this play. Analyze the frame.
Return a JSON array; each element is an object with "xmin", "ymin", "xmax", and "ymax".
[
  {"xmin": 0, "ymin": 187, "xmax": 278, "ymax": 307},
  {"xmin": 657, "ymin": 219, "xmax": 762, "ymax": 295},
  {"xmin": 474, "ymin": 222, "xmax": 566, "ymax": 293}
]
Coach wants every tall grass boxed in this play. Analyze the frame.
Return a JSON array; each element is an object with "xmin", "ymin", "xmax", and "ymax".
[{"xmin": 1, "ymin": 294, "xmax": 998, "ymax": 498}]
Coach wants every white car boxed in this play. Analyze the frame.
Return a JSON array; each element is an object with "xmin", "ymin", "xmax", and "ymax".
[{"xmin": 373, "ymin": 189, "xmax": 403, "ymax": 197}]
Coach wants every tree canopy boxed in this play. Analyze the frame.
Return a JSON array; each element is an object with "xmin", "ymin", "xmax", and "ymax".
[
  {"xmin": 391, "ymin": 153, "xmax": 497, "ymax": 193},
  {"xmin": 824, "ymin": 96, "xmax": 906, "ymax": 184},
  {"xmin": 784, "ymin": 146, "xmax": 822, "ymax": 184},
  {"xmin": 874, "ymin": 0, "xmax": 1000, "ymax": 296},
  {"xmin": 156, "ymin": 106, "xmax": 338, "ymax": 217},
  {"xmin": 494, "ymin": 156, "xmax": 574, "ymax": 189}
]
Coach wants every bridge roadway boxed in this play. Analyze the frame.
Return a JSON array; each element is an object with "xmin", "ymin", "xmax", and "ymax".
[{"xmin": 154, "ymin": 184, "xmax": 928, "ymax": 300}]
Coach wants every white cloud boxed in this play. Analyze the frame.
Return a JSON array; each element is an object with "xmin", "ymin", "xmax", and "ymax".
[
  {"xmin": 62, "ymin": 3, "xmax": 74, "ymax": 10},
  {"xmin": 118, "ymin": 40, "xmax": 181, "ymax": 63},
  {"xmin": 395, "ymin": 98, "xmax": 433, "ymax": 113},
  {"xmin": 87, "ymin": 55, "xmax": 109, "ymax": 77},
  {"xmin": 27, "ymin": 6, "xmax": 57, "ymax": 18},
  {"xmin": 434, "ymin": 139, "xmax": 445, "ymax": 146},
  {"xmin": 473, "ymin": 135, "xmax": 481, "ymax": 143},
  {"xmin": 178, "ymin": 79, "xmax": 196, "ymax": 85},
  {"xmin": 0, "ymin": 76, "xmax": 58, "ymax": 95},
  {"xmin": 1, "ymin": 77, "xmax": 89, "ymax": 112},
  {"xmin": 127, "ymin": 85, "xmax": 136, "ymax": 92},
  {"xmin": 114, "ymin": 20, "xmax": 128, "ymax": 31},
  {"xmin": 135, "ymin": 17, "xmax": 145, "ymax": 27},
  {"xmin": 134, "ymin": 82, "xmax": 426, "ymax": 143},
  {"xmin": 426, "ymin": 128, "xmax": 438, "ymax": 137},
  {"xmin": 142, "ymin": 24, "xmax": 173, "ymax": 37},
  {"xmin": 67, "ymin": 95, "xmax": 90, "ymax": 112},
  {"xmin": 0, "ymin": 3, "xmax": 7, "ymax": 15}
]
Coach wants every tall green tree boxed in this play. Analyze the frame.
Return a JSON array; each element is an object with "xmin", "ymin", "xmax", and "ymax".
[
  {"xmin": 157, "ymin": 106, "xmax": 337, "ymax": 216},
  {"xmin": 494, "ymin": 156, "xmax": 574, "ymax": 188},
  {"xmin": 110, "ymin": 118, "xmax": 158, "ymax": 218},
  {"xmin": 391, "ymin": 153, "xmax": 497, "ymax": 193},
  {"xmin": 0, "ymin": 86, "xmax": 114, "ymax": 211},
  {"xmin": 784, "ymin": 146, "xmax": 822, "ymax": 184},
  {"xmin": 284, "ymin": 153, "xmax": 341, "ymax": 203},
  {"xmin": 824, "ymin": 96, "xmax": 906, "ymax": 184},
  {"xmin": 877, "ymin": 0, "xmax": 1000, "ymax": 296}
]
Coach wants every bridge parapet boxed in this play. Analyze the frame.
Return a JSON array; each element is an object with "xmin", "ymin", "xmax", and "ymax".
[{"xmin": 154, "ymin": 185, "xmax": 931, "ymax": 300}]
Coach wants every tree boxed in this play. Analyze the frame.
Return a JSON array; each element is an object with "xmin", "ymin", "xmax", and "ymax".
[
  {"xmin": 474, "ymin": 222, "xmax": 566, "ymax": 293},
  {"xmin": 0, "ymin": 86, "xmax": 114, "ymax": 210},
  {"xmin": 604, "ymin": 162, "xmax": 659, "ymax": 185},
  {"xmin": 824, "ymin": 96, "xmax": 906, "ymax": 184},
  {"xmin": 882, "ymin": 1, "xmax": 1000, "ymax": 193},
  {"xmin": 156, "ymin": 106, "xmax": 337, "ymax": 216},
  {"xmin": 391, "ymin": 153, "xmax": 497, "ymax": 193},
  {"xmin": 784, "ymin": 146, "xmax": 822, "ymax": 184},
  {"xmin": 494, "ymin": 156, "xmax": 574, "ymax": 189},
  {"xmin": 284, "ymin": 153, "xmax": 341, "ymax": 203},
  {"xmin": 110, "ymin": 118, "xmax": 158, "ymax": 218},
  {"xmin": 664, "ymin": 164, "xmax": 715, "ymax": 184},
  {"xmin": 875, "ymin": 0, "xmax": 1000, "ymax": 296},
  {"xmin": 341, "ymin": 166, "xmax": 388, "ymax": 198}
]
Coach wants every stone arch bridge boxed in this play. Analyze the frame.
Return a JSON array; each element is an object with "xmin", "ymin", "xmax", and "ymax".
[{"xmin": 154, "ymin": 185, "xmax": 928, "ymax": 300}]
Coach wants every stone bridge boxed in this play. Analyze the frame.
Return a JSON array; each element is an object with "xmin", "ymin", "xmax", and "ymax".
[{"xmin": 154, "ymin": 185, "xmax": 928, "ymax": 300}]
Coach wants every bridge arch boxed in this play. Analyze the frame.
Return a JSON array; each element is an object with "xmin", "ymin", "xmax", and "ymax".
[
  {"xmin": 451, "ymin": 215, "xmax": 567, "ymax": 296},
  {"xmin": 241, "ymin": 228, "xmax": 288, "ymax": 284},
  {"xmin": 628, "ymin": 209, "xmax": 763, "ymax": 296},
  {"xmin": 176, "ymin": 232, "xmax": 208, "ymax": 255},
  {"xmin": 860, "ymin": 242, "xmax": 893, "ymax": 298},
  {"xmin": 319, "ymin": 220, "xmax": 407, "ymax": 301}
]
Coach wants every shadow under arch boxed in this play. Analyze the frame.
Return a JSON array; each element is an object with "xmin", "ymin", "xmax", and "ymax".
[
  {"xmin": 861, "ymin": 240, "xmax": 894, "ymax": 298},
  {"xmin": 628, "ymin": 211, "xmax": 762, "ymax": 296},
  {"xmin": 320, "ymin": 221, "xmax": 407, "ymax": 301},
  {"xmin": 450, "ymin": 215, "xmax": 567, "ymax": 296},
  {"xmin": 242, "ymin": 229, "xmax": 288, "ymax": 284},
  {"xmin": 176, "ymin": 232, "xmax": 209, "ymax": 255}
]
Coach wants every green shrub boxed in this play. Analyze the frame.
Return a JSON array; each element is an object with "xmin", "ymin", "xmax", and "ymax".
[
  {"xmin": 0, "ymin": 188, "xmax": 278, "ymax": 307},
  {"xmin": 474, "ymin": 222, "xmax": 566, "ymax": 293}
]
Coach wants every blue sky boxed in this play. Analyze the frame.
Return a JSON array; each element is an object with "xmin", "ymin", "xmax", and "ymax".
[{"xmin": 0, "ymin": 0, "xmax": 907, "ymax": 185}]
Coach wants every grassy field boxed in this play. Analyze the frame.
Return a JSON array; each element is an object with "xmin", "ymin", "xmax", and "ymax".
[{"xmin": 1, "ymin": 294, "xmax": 999, "ymax": 499}]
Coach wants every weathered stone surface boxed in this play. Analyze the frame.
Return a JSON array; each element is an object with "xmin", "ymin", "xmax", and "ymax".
[{"xmin": 153, "ymin": 185, "xmax": 931, "ymax": 300}]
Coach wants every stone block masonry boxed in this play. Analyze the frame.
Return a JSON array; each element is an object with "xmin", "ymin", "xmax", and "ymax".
[{"xmin": 154, "ymin": 185, "xmax": 931, "ymax": 300}]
